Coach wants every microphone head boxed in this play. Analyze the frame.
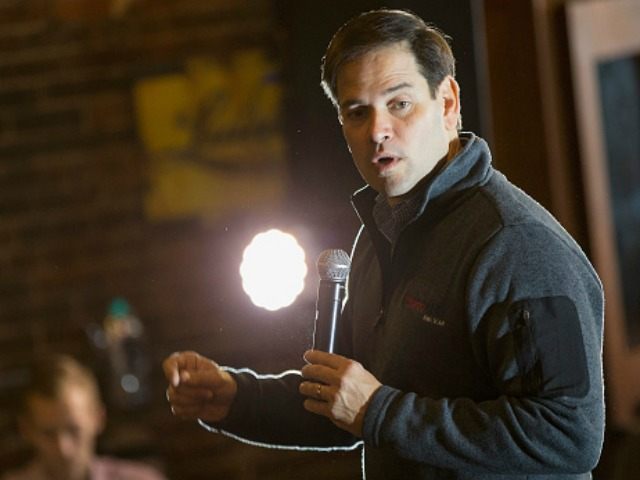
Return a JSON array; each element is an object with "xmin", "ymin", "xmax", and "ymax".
[{"xmin": 317, "ymin": 249, "xmax": 351, "ymax": 282}]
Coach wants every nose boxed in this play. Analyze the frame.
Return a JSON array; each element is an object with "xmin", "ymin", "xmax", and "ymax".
[{"xmin": 369, "ymin": 110, "xmax": 393, "ymax": 146}]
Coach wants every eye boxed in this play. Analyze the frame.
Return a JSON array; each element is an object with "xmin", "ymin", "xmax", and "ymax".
[
  {"xmin": 66, "ymin": 426, "xmax": 82, "ymax": 439},
  {"xmin": 38, "ymin": 428, "xmax": 58, "ymax": 440},
  {"xmin": 390, "ymin": 100, "xmax": 412, "ymax": 112},
  {"xmin": 342, "ymin": 106, "xmax": 368, "ymax": 122}
]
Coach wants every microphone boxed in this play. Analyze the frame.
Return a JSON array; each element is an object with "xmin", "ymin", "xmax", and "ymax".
[{"xmin": 313, "ymin": 249, "xmax": 351, "ymax": 353}]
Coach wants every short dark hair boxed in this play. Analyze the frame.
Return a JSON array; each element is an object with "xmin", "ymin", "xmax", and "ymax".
[{"xmin": 321, "ymin": 9, "xmax": 456, "ymax": 106}]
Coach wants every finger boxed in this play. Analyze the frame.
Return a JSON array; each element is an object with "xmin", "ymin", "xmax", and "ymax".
[
  {"xmin": 303, "ymin": 398, "xmax": 331, "ymax": 418},
  {"xmin": 303, "ymin": 350, "xmax": 346, "ymax": 369},
  {"xmin": 166, "ymin": 385, "xmax": 213, "ymax": 406},
  {"xmin": 170, "ymin": 403, "xmax": 208, "ymax": 419},
  {"xmin": 300, "ymin": 364, "xmax": 337, "ymax": 385},
  {"xmin": 163, "ymin": 351, "xmax": 204, "ymax": 387},
  {"xmin": 164, "ymin": 353, "xmax": 221, "ymax": 387},
  {"xmin": 299, "ymin": 381, "xmax": 328, "ymax": 401},
  {"xmin": 162, "ymin": 352, "xmax": 183, "ymax": 387},
  {"xmin": 185, "ymin": 350, "xmax": 213, "ymax": 371},
  {"xmin": 180, "ymin": 367, "xmax": 227, "ymax": 389}
]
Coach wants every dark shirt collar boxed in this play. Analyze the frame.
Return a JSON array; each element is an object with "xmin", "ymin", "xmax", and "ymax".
[
  {"xmin": 372, "ymin": 190, "xmax": 423, "ymax": 244},
  {"xmin": 351, "ymin": 132, "xmax": 493, "ymax": 237}
]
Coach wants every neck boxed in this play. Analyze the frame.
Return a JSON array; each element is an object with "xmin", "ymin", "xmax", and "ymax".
[{"xmin": 446, "ymin": 135, "xmax": 462, "ymax": 162}]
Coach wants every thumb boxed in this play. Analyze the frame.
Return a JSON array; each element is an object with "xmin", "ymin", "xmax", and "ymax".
[{"xmin": 181, "ymin": 362, "xmax": 228, "ymax": 389}]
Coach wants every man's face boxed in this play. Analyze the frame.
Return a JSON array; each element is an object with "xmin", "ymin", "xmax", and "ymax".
[
  {"xmin": 336, "ymin": 42, "xmax": 460, "ymax": 203},
  {"xmin": 20, "ymin": 385, "xmax": 105, "ymax": 480}
]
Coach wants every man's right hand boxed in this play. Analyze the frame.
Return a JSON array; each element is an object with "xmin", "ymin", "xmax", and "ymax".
[{"xmin": 163, "ymin": 351, "xmax": 237, "ymax": 423}]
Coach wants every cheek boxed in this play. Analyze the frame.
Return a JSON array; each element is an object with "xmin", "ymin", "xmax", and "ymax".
[
  {"xmin": 412, "ymin": 115, "xmax": 446, "ymax": 149},
  {"xmin": 342, "ymin": 130, "xmax": 356, "ymax": 153},
  {"xmin": 342, "ymin": 122, "xmax": 367, "ymax": 145}
]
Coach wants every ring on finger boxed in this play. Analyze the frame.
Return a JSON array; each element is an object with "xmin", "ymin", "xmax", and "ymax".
[{"xmin": 316, "ymin": 384, "xmax": 322, "ymax": 399}]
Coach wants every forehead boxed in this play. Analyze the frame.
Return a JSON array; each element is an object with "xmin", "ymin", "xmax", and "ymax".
[
  {"xmin": 336, "ymin": 43, "xmax": 425, "ymax": 103},
  {"xmin": 26, "ymin": 386, "xmax": 97, "ymax": 425}
]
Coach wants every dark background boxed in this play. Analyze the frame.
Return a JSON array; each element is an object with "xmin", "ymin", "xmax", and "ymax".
[
  {"xmin": 598, "ymin": 54, "xmax": 640, "ymax": 348},
  {"xmin": 0, "ymin": 0, "xmax": 637, "ymax": 479}
]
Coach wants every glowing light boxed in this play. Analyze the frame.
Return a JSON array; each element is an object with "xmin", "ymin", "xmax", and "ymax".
[
  {"xmin": 120, "ymin": 374, "xmax": 140, "ymax": 393},
  {"xmin": 240, "ymin": 229, "xmax": 307, "ymax": 311}
]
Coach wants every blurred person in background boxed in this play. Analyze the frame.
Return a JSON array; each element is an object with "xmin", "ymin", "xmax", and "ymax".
[{"xmin": 2, "ymin": 353, "xmax": 166, "ymax": 480}]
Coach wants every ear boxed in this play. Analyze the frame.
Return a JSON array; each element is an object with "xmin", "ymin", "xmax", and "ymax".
[{"xmin": 439, "ymin": 76, "xmax": 461, "ymax": 131}]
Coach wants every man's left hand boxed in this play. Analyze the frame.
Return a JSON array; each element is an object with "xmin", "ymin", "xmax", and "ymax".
[{"xmin": 299, "ymin": 350, "xmax": 382, "ymax": 437}]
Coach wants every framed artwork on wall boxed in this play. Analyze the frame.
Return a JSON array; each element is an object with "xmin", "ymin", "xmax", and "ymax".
[{"xmin": 567, "ymin": 0, "xmax": 640, "ymax": 430}]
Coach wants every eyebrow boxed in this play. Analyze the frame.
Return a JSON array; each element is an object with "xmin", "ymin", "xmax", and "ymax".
[{"xmin": 339, "ymin": 82, "xmax": 413, "ymax": 110}]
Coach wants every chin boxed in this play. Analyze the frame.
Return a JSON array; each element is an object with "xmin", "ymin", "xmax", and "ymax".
[{"xmin": 385, "ymin": 184, "xmax": 412, "ymax": 199}]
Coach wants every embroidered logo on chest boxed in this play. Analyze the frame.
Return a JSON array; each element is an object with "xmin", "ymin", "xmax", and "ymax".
[
  {"xmin": 422, "ymin": 315, "xmax": 446, "ymax": 326},
  {"xmin": 404, "ymin": 294, "xmax": 447, "ymax": 327}
]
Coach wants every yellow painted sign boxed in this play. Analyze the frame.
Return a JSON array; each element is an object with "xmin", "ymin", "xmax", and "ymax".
[{"xmin": 134, "ymin": 50, "xmax": 286, "ymax": 221}]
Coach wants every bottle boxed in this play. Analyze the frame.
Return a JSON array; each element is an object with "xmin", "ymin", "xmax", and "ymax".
[{"xmin": 103, "ymin": 297, "xmax": 151, "ymax": 410}]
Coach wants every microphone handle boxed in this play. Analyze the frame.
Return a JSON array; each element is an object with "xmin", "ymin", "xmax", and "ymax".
[{"xmin": 313, "ymin": 280, "xmax": 346, "ymax": 353}]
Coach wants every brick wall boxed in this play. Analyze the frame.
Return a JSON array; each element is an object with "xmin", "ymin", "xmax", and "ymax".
[{"xmin": 0, "ymin": 1, "xmax": 360, "ymax": 478}]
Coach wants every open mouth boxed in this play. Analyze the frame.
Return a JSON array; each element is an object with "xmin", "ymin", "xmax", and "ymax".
[{"xmin": 374, "ymin": 155, "xmax": 399, "ymax": 174}]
